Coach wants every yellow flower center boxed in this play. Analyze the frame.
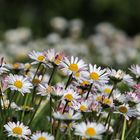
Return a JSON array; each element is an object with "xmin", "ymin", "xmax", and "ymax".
[
  {"xmin": 64, "ymin": 94, "xmax": 73, "ymax": 101},
  {"xmin": 32, "ymin": 78, "xmax": 41, "ymax": 85},
  {"xmin": 74, "ymin": 72, "xmax": 80, "ymax": 77},
  {"xmin": 13, "ymin": 63, "xmax": 20, "ymax": 69},
  {"xmin": 12, "ymin": 127, "xmax": 22, "ymax": 135},
  {"xmin": 96, "ymin": 95, "xmax": 102, "ymax": 102},
  {"xmin": 104, "ymin": 88, "xmax": 111, "ymax": 94},
  {"xmin": 119, "ymin": 106, "xmax": 128, "ymax": 113},
  {"xmin": 69, "ymin": 64, "xmax": 78, "ymax": 72},
  {"xmin": 47, "ymin": 86, "xmax": 53, "ymax": 93},
  {"xmin": 80, "ymin": 105, "xmax": 87, "ymax": 111},
  {"xmin": 103, "ymin": 98, "xmax": 111, "ymax": 105},
  {"xmin": 81, "ymin": 81, "xmax": 89, "ymax": 86},
  {"xmin": 14, "ymin": 80, "xmax": 23, "ymax": 89},
  {"xmin": 37, "ymin": 137, "xmax": 46, "ymax": 140},
  {"xmin": 37, "ymin": 55, "xmax": 45, "ymax": 61},
  {"xmin": 90, "ymin": 72, "xmax": 99, "ymax": 80},
  {"xmin": 85, "ymin": 127, "xmax": 96, "ymax": 137}
]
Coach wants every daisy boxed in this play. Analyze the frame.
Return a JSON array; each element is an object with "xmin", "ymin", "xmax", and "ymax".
[
  {"xmin": 31, "ymin": 132, "xmax": 54, "ymax": 140},
  {"xmin": 95, "ymin": 94, "xmax": 113, "ymax": 107},
  {"xmin": 52, "ymin": 82, "xmax": 64, "ymax": 98},
  {"xmin": 62, "ymin": 88, "xmax": 81, "ymax": 102},
  {"xmin": 53, "ymin": 109, "xmax": 82, "ymax": 121},
  {"xmin": 37, "ymin": 83, "xmax": 54, "ymax": 96},
  {"xmin": 112, "ymin": 89, "xmax": 126, "ymax": 103},
  {"xmin": 84, "ymin": 64, "xmax": 109, "ymax": 85},
  {"xmin": 46, "ymin": 48, "xmax": 64, "ymax": 66},
  {"xmin": 108, "ymin": 68, "xmax": 134, "ymax": 86},
  {"xmin": 61, "ymin": 56, "xmax": 87, "ymax": 76},
  {"xmin": 74, "ymin": 122, "xmax": 105, "ymax": 139},
  {"xmin": 100, "ymin": 84, "xmax": 113, "ymax": 95},
  {"xmin": 4, "ymin": 121, "xmax": 31, "ymax": 139},
  {"xmin": 0, "ymin": 57, "xmax": 9, "ymax": 75},
  {"xmin": 28, "ymin": 50, "xmax": 46, "ymax": 64},
  {"xmin": 7, "ymin": 74, "xmax": 33, "ymax": 95},
  {"xmin": 129, "ymin": 64, "xmax": 140, "ymax": 78},
  {"xmin": 126, "ymin": 91, "xmax": 140, "ymax": 103},
  {"xmin": 114, "ymin": 104, "xmax": 137, "ymax": 120},
  {"xmin": 108, "ymin": 69, "xmax": 124, "ymax": 82},
  {"xmin": 72, "ymin": 100, "xmax": 91, "ymax": 112}
]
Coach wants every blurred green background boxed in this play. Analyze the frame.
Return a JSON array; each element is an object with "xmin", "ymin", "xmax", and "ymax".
[{"xmin": 1, "ymin": 0, "xmax": 140, "ymax": 37}]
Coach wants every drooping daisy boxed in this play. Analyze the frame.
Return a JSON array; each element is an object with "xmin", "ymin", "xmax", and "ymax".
[
  {"xmin": 107, "ymin": 69, "xmax": 124, "ymax": 82},
  {"xmin": 52, "ymin": 82, "xmax": 64, "ymax": 98},
  {"xmin": 114, "ymin": 104, "xmax": 137, "ymax": 120},
  {"xmin": 61, "ymin": 56, "xmax": 87, "ymax": 76},
  {"xmin": 28, "ymin": 50, "xmax": 46, "ymax": 64},
  {"xmin": 129, "ymin": 64, "xmax": 140, "ymax": 78},
  {"xmin": 0, "ymin": 57, "xmax": 9, "ymax": 75},
  {"xmin": 46, "ymin": 48, "xmax": 64, "ymax": 66},
  {"xmin": 108, "ymin": 68, "xmax": 134, "ymax": 86},
  {"xmin": 31, "ymin": 132, "xmax": 54, "ymax": 140},
  {"xmin": 112, "ymin": 89, "xmax": 126, "ymax": 103},
  {"xmin": 37, "ymin": 83, "xmax": 54, "ymax": 96},
  {"xmin": 0, "ymin": 99, "xmax": 20, "ymax": 110},
  {"xmin": 7, "ymin": 74, "xmax": 33, "ymax": 95},
  {"xmin": 84, "ymin": 64, "xmax": 109, "ymax": 85},
  {"xmin": 74, "ymin": 122, "xmax": 105, "ymax": 139},
  {"xmin": 53, "ymin": 109, "xmax": 82, "ymax": 121},
  {"xmin": 4, "ymin": 121, "xmax": 31, "ymax": 139}
]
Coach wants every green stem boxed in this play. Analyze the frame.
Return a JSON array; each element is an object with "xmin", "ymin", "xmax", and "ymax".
[
  {"xmin": 50, "ymin": 96, "xmax": 52, "ymax": 134},
  {"xmin": 31, "ymin": 86, "xmax": 37, "ymax": 105},
  {"xmin": 121, "ymin": 117, "xmax": 127, "ymax": 140},
  {"xmin": 8, "ymin": 92, "xmax": 15, "ymax": 109},
  {"xmin": 85, "ymin": 83, "xmax": 93, "ymax": 99},
  {"xmin": 28, "ymin": 96, "xmax": 43, "ymax": 126},
  {"xmin": 20, "ymin": 94, "xmax": 29, "ymax": 121},
  {"xmin": 108, "ymin": 82, "xmax": 117, "ymax": 98},
  {"xmin": 62, "ymin": 101, "xmax": 68, "ymax": 114},
  {"xmin": 32, "ymin": 62, "xmax": 42, "ymax": 82},
  {"xmin": 65, "ymin": 74, "xmax": 73, "ymax": 89},
  {"xmin": 48, "ymin": 65, "xmax": 57, "ymax": 85}
]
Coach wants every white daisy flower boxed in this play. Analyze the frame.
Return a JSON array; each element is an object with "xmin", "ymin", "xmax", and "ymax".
[
  {"xmin": 31, "ymin": 132, "xmax": 54, "ymax": 140},
  {"xmin": 62, "ymin": 88, "xmax": 81, "ymax": 102},
  {"xmin": 46, "ymin": 48, "xmax": 64, "ymax": 65},
  {"xmin": 61, "ymin": 56, "xmax": 87, "ymax": 76},
  {"xmin": 108, "ymin": 68, "xmax": 134, "ymax": 86},
  {"xmin": 95, "ymin": 94, "xmax": 113, "ymax": 107},
  {"xmin": 112, "ymin": 89, "xmax": 126, "ymax": 103},
  {"xmin": 129, "ymin": 64, "xmax": 140, "ymax": 78},
  {"xmin": 7, "ymin": 74, "xmax": 33, "ymax": 95},
  {"xmin": 28, "ymin": 50, "xmax": 46, "ymax": 64},
  {"xmin": 74, "ymin": 122, "xmax": 105, "ymax": 139},
  {"xmin": 114, "ymin": 104, "xmax": 137, "ymax": 120},
  {"xmin": 72, "ymin": 100, "xmax": 91, "ymax": 112},
  {"xmin": 126, "ymin": 92, "xmax": 140, "ymax": 103},
  {"xmin": 84, "ymin": 64, "xmax": 109, "ymax": 85},
  {"xmin": 108, "ymin": 69, "xmax": 124, "ymax": 81},
  {"xmin": 37, "ymin": 83, "xmax": 53, "ymax": 96},
  {"xmin": 0, "ymin": 57, "xmax": 9, "ymax": 75},
  {"xmin": 100, "ymin": 84, "xmax": 113, "ymax": 95},
  {"xmin": 4, "ymin": 121, "xmax": 31, "ymax": 139},
  {"xmin": 53, "ymin": 109, "xmax": 82, "ymax": 121},
  {"xmin": 52, "ymin": 82, "xmax": 64, "ymax": 97}
]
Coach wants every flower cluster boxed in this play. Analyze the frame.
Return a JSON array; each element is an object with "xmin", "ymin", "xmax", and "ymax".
[{"xmin": 0, "ymin": 49, "xmax": 140, "ymax": 140}]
